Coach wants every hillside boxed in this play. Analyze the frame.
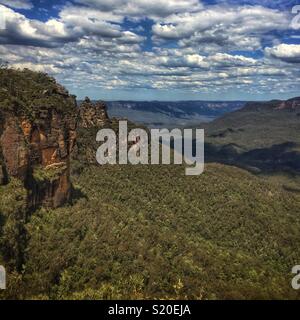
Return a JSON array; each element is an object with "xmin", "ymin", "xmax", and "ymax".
[
  {"xmin": 2, "ymin": 162, "xmax": 300, "ymax": 300},
  {"xmin": 202, "ymin": 97, "xmax": 300, "ymax": 179},
  {"xmin": 204, "ymin": 98, "xmax": 300, "ymax": 150},
  {"xmin": 0, "ymin": 70, "xmax": 300, "ymax": 300}
]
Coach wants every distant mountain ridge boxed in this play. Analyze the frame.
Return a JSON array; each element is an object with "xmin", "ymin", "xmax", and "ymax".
[
  {"xmin": 203, "ymin": 96, "xmax": 300, "ymax": 176},
  {"xmin": 242, "ymin": 96, "xmax": 300, "ymax": 112},
  {"xmin": 104, "ymin": 100, "xmax": 247, "ymax": 128}
]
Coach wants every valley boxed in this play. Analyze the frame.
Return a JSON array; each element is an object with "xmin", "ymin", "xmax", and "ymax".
[{"xmin": 0, "ymin": 69, "xmax": 299, "ymax": 300}]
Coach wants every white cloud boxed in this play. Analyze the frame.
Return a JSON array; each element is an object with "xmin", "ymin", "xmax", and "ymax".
[
  {"xmin": 0, "ymin": 4, "xmax": 143, "ymax": 47},
  {"xmin": 152, "ymin": 5, "xmax": 290, "ymax": 50},
  {"xmin": 152, "ymin": 52, "xmax": 258, "ymax": 69},
  {"xmin": 265, "ymin": 44, "xmax": 300, "ymax": 63},
  {"xmin": 209, "ymin": 53, "xmax": 258, "ymax": 67},
  {"xmin": 74, "ymin": 0, "xmax": 203, "ymax": 19},
  {"xmin": 0, "ymin": 5, "xmax": 77, "ymax": 47}
]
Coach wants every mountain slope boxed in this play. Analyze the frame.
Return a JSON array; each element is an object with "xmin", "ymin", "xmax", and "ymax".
[
  {"xmin": 10, "ymin": 162, "xmax": 300, "ymax": 300},
  {"xmin": 203, "ymin": 97, "xmax": 300, "ymax": 175}
]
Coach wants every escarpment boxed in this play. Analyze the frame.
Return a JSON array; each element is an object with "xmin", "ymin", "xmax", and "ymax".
[
  {"xmin": 0, "ymin": 69, "xmax": 113, "ymax": 210},
  {"xmin": 0, "ymin": 69, "xmax": 113, "ymax": 274},
  {"xmin": 0, "ymin": 69, "xmax": 77, "ymax": 210}
]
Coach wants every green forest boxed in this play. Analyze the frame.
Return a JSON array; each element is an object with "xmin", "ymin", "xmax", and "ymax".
[{"xmin": 1, "ymin": 162, "xmax": 300, "ymax": 299}]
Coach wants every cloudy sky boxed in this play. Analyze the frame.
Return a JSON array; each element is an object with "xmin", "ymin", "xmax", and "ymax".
[{"xmin": 0, "ymin": 0, "xmax": 299, "ymax": 100}]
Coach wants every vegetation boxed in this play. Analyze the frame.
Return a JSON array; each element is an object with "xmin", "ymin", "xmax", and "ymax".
[
  {"xmin": 0, "ymin": 68, "xmax": 76, "ymax": 118},
  {"xmin": 33, "ymin": 165, "xmax": 67, "ymax": 184},
  {"xmin": 1, "ymin": 160, "xmax": 300, "ymax": 299},
  {"xmin": 200, "ymin": 99, "xmax": 300, "ymax": 189},
  {"xmin": 203, "ymin": 100, "xmax": 300, "ymax": 150},
  {"xmin": 0, "ymin": 179, "xmax": 27, "ymax": 273}
]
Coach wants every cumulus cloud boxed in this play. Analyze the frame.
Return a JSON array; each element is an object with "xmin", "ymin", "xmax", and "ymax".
[
  {"xmin": 265, "ymin": 44, "xmax": 300, "ymax": 63},
  {"xmin": 0, "ymin": 5, "xmax": 78, "ymax": 47},
  {"xmin": 153, "ymin": 52, "xmax": 258, "ymax": 69},
  {"xmin": 209, "ymin": 53, "xmax": 258, "ymax": 67},
  {"xmin": 74, "ymin": 0, "xmax": 203, "ymax": 19},
  {"xmin": 152, "ymin": 5, "xmax": 290, "ymax": 51},
  {"xmin": 0, "ymin": 1, "xmax": 298, "ymax": 98},
  {"xmin": 0, "ymin": 4, "xmax": 144, "ymax": 47}
]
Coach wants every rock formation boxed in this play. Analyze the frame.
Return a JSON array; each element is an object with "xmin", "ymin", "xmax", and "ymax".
[
  {"xmin": 0, "ymin": 69, "xmax": 116, "ymax": 210},
  {"xmin": 72, "ymin": 97, "xmax": 110, "ymax": 165},
  {"xmin": 0, "ymin": 69, "xmax": 114, "ymax": 276},
  {"xmin": 79, "ymin": 97, "xmax": 109, "ymax": 128},
  {"xmin": 0, "ymin": 69, "xmax": 77, "ymax": 209}
]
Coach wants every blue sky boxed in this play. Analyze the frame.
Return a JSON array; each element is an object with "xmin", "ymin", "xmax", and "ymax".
[{"xmin": 0, "ymin": 0, "xmax": 299, "ymax": 100}]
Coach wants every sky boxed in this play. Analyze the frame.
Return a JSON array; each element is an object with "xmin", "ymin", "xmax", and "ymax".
[{"xmin": 0, "ymin": 0, "xmax": 299, "ymax": 101}]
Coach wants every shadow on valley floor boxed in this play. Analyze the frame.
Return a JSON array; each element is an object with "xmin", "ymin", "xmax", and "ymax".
[
  {"xmin": 204, "ymin": 141, "xmax": 300, "ymax": 193},
  {"xmin": 205, "ymin": 141, "xmax": 300, "ymax": 174}
]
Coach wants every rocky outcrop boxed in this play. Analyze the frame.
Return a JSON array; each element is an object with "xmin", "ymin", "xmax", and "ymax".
[
  {"xmin": 79, "ymin": 97, "xmax": 109, "ymax": 128},
  {"xmin": 74, "ymin": 98, "xmax": 142, "ymax": 166},
  {"xmin": 0, "ymin": 70, "xmax": 77, "ymax": 209},
  {"xmin": 0, "ymin": 161, "xmax": 7, "ymax": 185},
  {"xmin": 0, "ymin": 69, "xmax": 114, "ymax": 209},
  {"xmin": 72, "ymin": 98, "xmax": 110, "ymax": 165},
  {"xmin": 276, "ymin": 97, "xmax": 300, "ymax": 110}
]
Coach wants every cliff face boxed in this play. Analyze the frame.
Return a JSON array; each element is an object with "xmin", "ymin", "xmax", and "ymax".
[
  {"xmin": 0, "ymin": 69, "xmax": 113, "ymax": 209},
  {"xmin": 24, "ymin": 107, "xmax": 76, "ymax": 209},
  {"xmin": 0, "ymin": 69, "xmax": 77, "ymax": 209},
  {"xmin": 72, "ymin": 97, "xmax": 110, "ymax": 166},
  {"xmin": 0, "ymin": 69, "xmax": 113, "ymax": 275}
]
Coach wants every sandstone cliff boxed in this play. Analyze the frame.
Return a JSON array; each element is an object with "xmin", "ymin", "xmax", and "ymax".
[
  {"xmin": 0, "ymin": 69, "xmax": 113, "ymax": 274},
  {"xmin": 0, "ymin": 69, "xmax": 114, "ymax": 210},
  {"xmin": 0, "ymin": 69, "xmax": 77, "ymax": 209}
]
